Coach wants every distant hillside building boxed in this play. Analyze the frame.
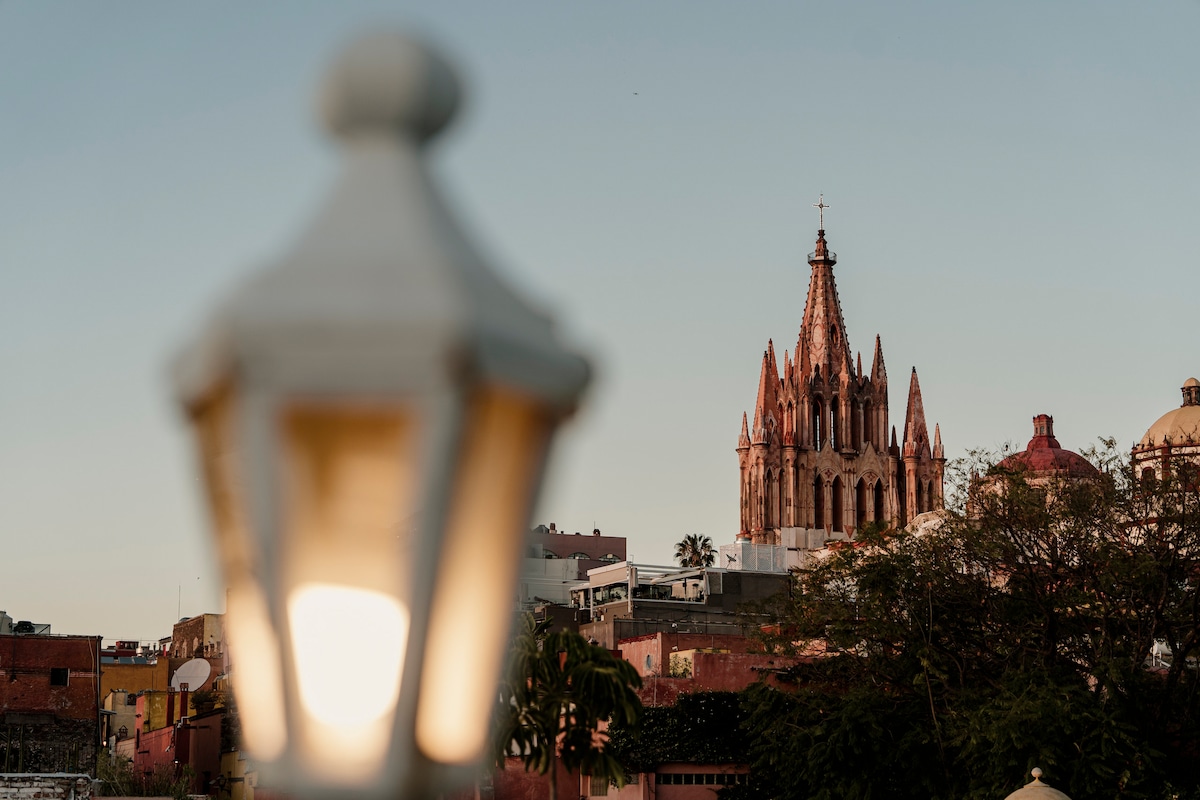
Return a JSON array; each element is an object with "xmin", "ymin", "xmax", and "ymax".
[
  {"xmin": 520, "ymin": 523, "xmax": 626, "ymax": 607},
  {"xmin": 736, "ymin": 224, "xmax": 944, "ymax": 550},
  {"xmin": 572, "ymin": 561, "xmax": 788, "ymax": 649}
]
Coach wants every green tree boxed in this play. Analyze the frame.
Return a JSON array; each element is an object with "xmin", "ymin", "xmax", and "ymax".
[
  {"xmin": 495, "ymin": 614, "xmax": 644, "ymax": 800},
  {"xmin": 606, "ymin": 691, "xmax": 747, "ymax": 775},
  {"xmin": 739, "ymin": 443, "xmax": 1200, "ymax": 800},
  {"xmin": 674, "ymin": 533, "xmax": 716, "ymax": 568}
]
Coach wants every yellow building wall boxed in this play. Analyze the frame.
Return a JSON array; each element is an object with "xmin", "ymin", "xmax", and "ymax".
[
  {"xmin": 100, "ymin": 659, "xmax": 170, "ymax": 698},
  {"xmin": 139, "ymin": 690, "xmax": 214, "ymax": 732},
  {"xmin": 219, "ymin": 750, "xmax": 258, "ymax": 800}
]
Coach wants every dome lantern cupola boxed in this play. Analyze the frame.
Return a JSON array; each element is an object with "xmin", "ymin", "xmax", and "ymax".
[
  {"xmin": 997, "ymin": 414, "xmax": 1098, "ymax": 480},
  {"xmin": 1182, "ymin": 377, "xmax": 1200, "ymax": 407}
]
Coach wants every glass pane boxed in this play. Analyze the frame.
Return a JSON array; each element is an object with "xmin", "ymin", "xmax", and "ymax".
[
  {"xmin": 192, "ymin": 384, "xmax": 287, "ymax": 760},
  {"xmin": 281, "ymin": 404, "xmax": 415, "ymax": 781},
  {"xmin": 416, "ymin": 387, "xmax": 551, "ymax": 764},
  {"xmin": 194, "ymin": 382, "xmax": 255, "ymax": 579}
]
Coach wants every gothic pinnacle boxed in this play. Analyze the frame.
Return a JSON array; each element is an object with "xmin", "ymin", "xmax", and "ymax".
[
  {"xmin": 870, "ymin": 334, "xmax": 887, "ymax": 384},
  {"xmin": 903, "ymin": 367, "xmax": 930, "ymax": 459}
]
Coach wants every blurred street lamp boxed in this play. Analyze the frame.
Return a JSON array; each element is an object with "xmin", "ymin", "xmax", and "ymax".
[{"xmin": 173, "ymin": 31, "xmax": 589, "ymax": 800}]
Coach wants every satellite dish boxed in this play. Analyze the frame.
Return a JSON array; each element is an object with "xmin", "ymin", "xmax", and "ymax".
[{"xmin": 171, "ymin": 658, "xmax": 211, "ymax": 691}]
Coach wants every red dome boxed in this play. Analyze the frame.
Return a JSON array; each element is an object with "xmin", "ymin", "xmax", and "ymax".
[{"xmin": 996, "ymin": 414, "xmax": 1099, "ymax": 479}]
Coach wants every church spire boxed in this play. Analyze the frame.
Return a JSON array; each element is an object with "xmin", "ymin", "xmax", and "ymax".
[
  {"xmin": 752, "ymin": 341, "xmax": 781, "ymax": 444},
  {"xmin": 933, "ymin": 423, "xmax": 944, "ymax": 460},
  {"xmin": 796, "ymin": 333, "xmax": 811, "ymax": 381},
  {"xmin": 738, "ymin": 411, "xmax": 751, "ymax": 449},
  {"xmin": 799, "ymin": 227, "xmax": 852, "ymax": 378},
  {"xmin": 902, "ymin": 367, "xmax": 931, "ymax": 459},
  {"xmin": 870, "ymin": 335, "xmax": 888, "ymax": 384}
]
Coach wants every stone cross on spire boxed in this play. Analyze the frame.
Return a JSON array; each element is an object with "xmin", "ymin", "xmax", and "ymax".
[{"xmin": 813, "ymin": 194, "xmax": 830, "ymax": 230}]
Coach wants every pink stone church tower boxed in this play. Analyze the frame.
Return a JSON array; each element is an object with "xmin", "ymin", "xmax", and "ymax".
[{"xmin": 736, "ymin": 222, "xmax": 945, "ymax": 546}]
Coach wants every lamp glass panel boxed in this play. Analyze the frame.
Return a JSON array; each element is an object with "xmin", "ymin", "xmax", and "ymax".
[
  {"xmin": 193, "ymin": 383, "xmax": 287, "ymax": 758},
  {"xmin": 415, "ymin": 387, "xmax": 550, "ymax": 764},
  {"xmin": 281, "ymin": 404, "xmax": 415, "ymax": 781},
  {"xmin": 225, "ymin": 581, "xmax": 288, "ymax": 759}
]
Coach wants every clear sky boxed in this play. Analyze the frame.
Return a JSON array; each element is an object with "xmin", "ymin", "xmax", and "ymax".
[{"xmin": 3, "ymin": 1, "xmax": 1198, "ymax": 642}]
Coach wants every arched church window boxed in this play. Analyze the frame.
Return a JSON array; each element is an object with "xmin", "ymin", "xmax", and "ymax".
[
  {"xmin": 863, "ymin": 399, "xmax": 874, "ymax": 449},
  {"xmin": 764, "ymin": 469, "xmax": 774, "ymax": 528},
  {"xmin": 874, "ymin": 479, "xmax": 884, "ymax": 524},
  {"xmin": 771, "ymin": 470, "xmax": 780, "ymax": 528},
  {"xmin": 851, "ymin": 400, "xmax": 862, "ymax": 452},
  {"xmin": 813, "ymin": 398, "xmax": 825, "ymax": 450},
  {"xmin": 856, "ymin": 479, "xmax": 867, "ymax": 531},
  {"xmin": 831, "ymin": 476, "xmax": 843, "ymax": 533},
  {"xmin": 813, "ymin": 474, "xmax": 825, "ymax": 530},
  {"xmin": 831, "ymin": 397, "xmax": 840, "ymax": 451}
]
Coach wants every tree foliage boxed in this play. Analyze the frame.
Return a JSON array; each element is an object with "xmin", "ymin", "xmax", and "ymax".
[
  {"xmin": 606, "ymin": 691, "xmax": 747, "ymax": 775},
  {"xmin": 495, "ymin": 614, "xmax": 644, "ymax": 800},
  {"xmin": 675, "ymin": 533, "xmax": 717, "ymax": 568},
  {"xmin": 740, "ymin": 443, "xmax": 1200, "ymax": 800}
]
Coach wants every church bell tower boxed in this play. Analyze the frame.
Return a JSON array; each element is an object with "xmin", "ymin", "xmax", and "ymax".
[{"xmin": 736, "ymin": 202, "xmax": 944, "ymax": 546}]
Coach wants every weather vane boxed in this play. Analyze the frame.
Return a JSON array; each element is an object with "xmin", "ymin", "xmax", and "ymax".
[{"xmin": 813, "ymin": 194, "xmax": 830, "ymax": 230}]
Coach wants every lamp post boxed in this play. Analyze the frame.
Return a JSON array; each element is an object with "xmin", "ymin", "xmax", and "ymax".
[{"xmin": 173, "ymin": 31, "xmax": 590, "ymax": 800}]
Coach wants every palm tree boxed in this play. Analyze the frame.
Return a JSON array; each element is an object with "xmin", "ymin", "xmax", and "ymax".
[
  {"xmin": 495, "ymin": 614, "xmax": 643, "ymax": 800},
  {"xmin": 674, "ymin": 533, "xmax": 716, "ymax": 568}
]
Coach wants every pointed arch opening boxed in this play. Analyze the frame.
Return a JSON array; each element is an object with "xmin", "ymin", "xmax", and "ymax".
[
  {"xmin": 831, "ymin": 396, "xmax": 841, "ymax": 451},
  {"xmin": 769, "ymin": 469, "xmax": 780, "ymax": 528},
  {"xmin": 855, "ymin": 478, "xmax": 867, "ymax": 532},
  {"xmin": 863, "ymin": 398, "xmax": 874, "ymax": 449},
  {"xmin": 812, "ymin": 397, "xmax": 826, "ymax": 451},
  {"xmin": 897, "ymin": 469, "xmax": 908, "ymax": 528},
  {"xmin": 874, "ymin": 479, "xmax": 885, "ymax": 525},
  {"xmin": 831, "ymin": 476, "xmax": 843, "ymax": 533},
  {"xmin": 813, "ymin": 473, "xmax": 825, "ymax": 531},
  {"xmin": 851, "ymin": 400, "xmax": 862, "ymax": 452}
]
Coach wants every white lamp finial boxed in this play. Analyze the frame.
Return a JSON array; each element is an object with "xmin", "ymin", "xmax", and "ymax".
[{"xmin": 319, "ymin": 31, "xmax": 461, "ymax": 143}]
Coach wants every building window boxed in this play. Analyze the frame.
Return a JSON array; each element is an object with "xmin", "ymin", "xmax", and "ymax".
[
  {"xmin": 568, "ymin": 552, "xmax": 590, "ymax": 559},
  {"xmin": 50, "ymin": 667, "xmax": 69, "ymax": 686},
  {"xmin": 126, "ymin": 693, "xmax": 138, "ymax": 706},
  {"xmin": 656, "ymin": 773, "xmax": 747, "ymax": 786},
  {"xmin": 589, "ymin": 775, "xmax": 609, "ymax": 796}
]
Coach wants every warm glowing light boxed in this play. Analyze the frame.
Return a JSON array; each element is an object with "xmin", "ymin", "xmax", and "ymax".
[
  {"xmin": 416, "ymin": 389, "xmax": 548, "ymax": 763},
  {"xmin": 290, "ymin": 583, "xmax": 408, "ymax": 726},
  {"xmin": 226, "ymin": 584, "xmax": 287, "ymax": 760}
]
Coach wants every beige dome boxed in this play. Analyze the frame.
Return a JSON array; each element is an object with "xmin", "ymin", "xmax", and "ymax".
[
  {"xmin": 1139, "ymin": 378, "xmax": 1200, "ymax": 448},
  {"xmin": 1003, "ymin": 769, "xmax": 1071, "ymax": 800},
  {"xmin": 1140, "ymin": 407, "xmax": 1200, "ymax": 447}
]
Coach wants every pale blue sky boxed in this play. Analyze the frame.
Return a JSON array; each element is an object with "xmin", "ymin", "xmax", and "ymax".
[{"xmin": 3, "ymin": 1, "xmax": 1198, "ymax": 641}]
